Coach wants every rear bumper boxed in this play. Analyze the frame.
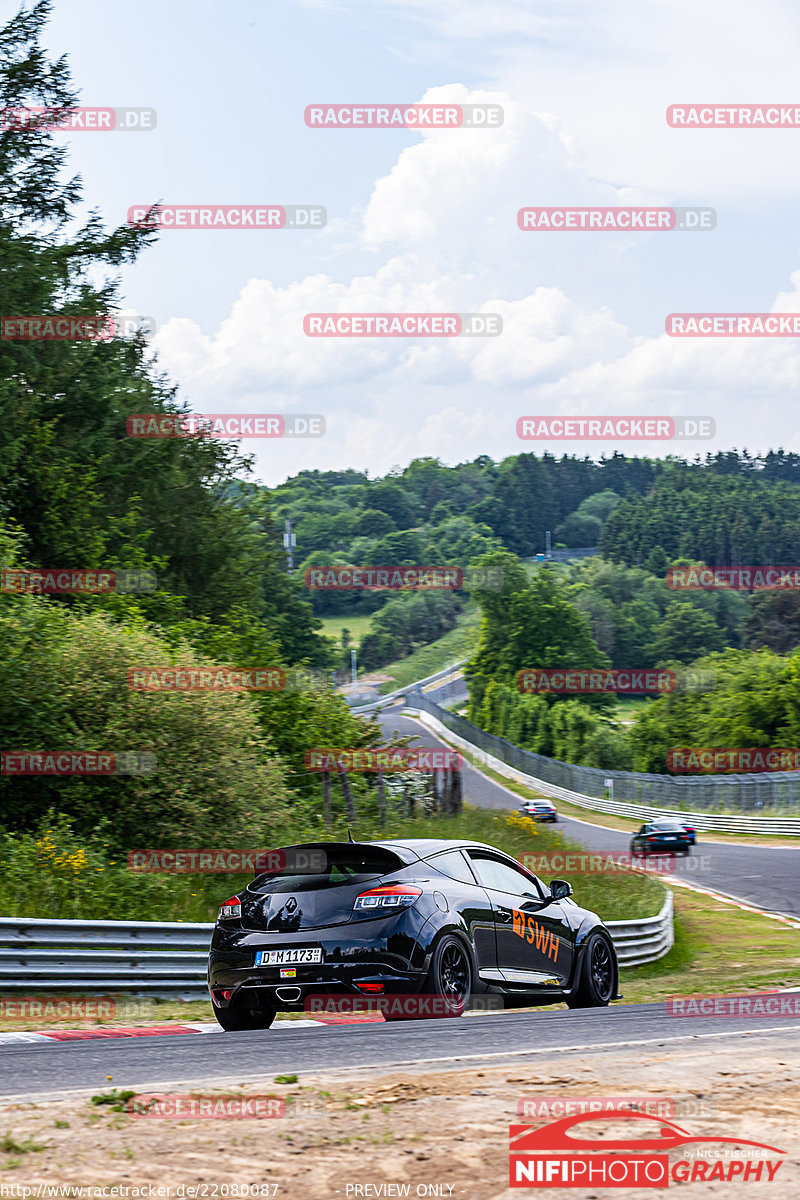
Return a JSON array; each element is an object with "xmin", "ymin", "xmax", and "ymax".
[
  {"xmin": 208, "ymin": 911, "xmax": 432, "ymax": 1010},
  {"xmin": 632, "ymin": 840, "xmax": 691, "ymax": 854},
  {"xmin": 208, "ymin": 962, "xmax": 427, "ymax": 1011}
]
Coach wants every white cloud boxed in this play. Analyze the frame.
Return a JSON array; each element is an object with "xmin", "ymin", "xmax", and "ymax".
[{"xmin": 150, "ymin": 68, "xmax": 800, "ymax": 482}]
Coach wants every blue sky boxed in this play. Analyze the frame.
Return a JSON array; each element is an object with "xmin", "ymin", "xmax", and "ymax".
[{"xmin": 41, "ymin": 0, "xmax": 800, "ymax": 483}]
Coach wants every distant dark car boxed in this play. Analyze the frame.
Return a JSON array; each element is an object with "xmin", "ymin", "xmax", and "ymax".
[
  {"xmin": 680, "ymin": 822, "xmax": 697, "ymax": 845},
  {"xmin": 208, "ymin": 838, "xmax": 618, "ymax": 1030},
  {"xmin": 631, "ymin": 819, "xmax": 692, "ymax": 856},
  {"xmin": 519, "ymin": 799, "xmax": 558, "ymax": 823}
]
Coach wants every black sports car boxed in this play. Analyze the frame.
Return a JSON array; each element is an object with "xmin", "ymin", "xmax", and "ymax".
[
  {"xmin": 630, "ymin": 819, "xmax": 692, "ymax": 856},
  {"xmin": 208, "ymin": 838, "xmax": 619, "ymax": 1030}
]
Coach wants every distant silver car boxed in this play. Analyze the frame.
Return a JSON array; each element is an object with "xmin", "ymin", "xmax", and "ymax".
[{"xmin": 519, "ymin": 799, "xmax": 558, "ymax": 823}]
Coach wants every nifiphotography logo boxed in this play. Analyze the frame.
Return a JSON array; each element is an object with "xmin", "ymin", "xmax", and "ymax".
[{"xmin": 509, "ymin": 1109, "xmax": 786, "ymax": 1187}]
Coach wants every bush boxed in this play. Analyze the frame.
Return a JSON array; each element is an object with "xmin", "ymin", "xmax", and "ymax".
[{"xmin": 0, "ymin": 600, "xmax": 291, "ymax": 848}]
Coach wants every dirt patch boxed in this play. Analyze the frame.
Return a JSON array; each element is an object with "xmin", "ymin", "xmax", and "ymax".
[{"xmin": 0, "ymin": 1032, "xmax": 798, "ymax": 1197}]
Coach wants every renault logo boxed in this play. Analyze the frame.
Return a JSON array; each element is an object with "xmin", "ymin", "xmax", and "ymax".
[{"xmin": 285, "ymin": 897, "xmax": 298, "ymax": 914}]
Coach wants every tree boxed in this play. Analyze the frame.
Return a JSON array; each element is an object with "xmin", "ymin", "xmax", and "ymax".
[
  {"xmin": 0, "ymin": 1, "xmax": 325, "ymax": 665},
  {"xmin": 651, "ymin": 601, "xmax": 726, "ymax": 664}
]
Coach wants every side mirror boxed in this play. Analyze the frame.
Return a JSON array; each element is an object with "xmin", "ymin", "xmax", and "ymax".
[{"xmin": 550, "ymin": 879, "xmax": 573, "ymax": 901}]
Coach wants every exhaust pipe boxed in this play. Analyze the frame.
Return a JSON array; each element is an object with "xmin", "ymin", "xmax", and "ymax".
[{"xmin": 275, "ymin": 986, "xmax": 302, "ymax": 1003}]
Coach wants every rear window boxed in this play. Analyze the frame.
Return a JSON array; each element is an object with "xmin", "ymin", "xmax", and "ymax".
[
  {"xmin": 249, "ymin": 846, "xmax": 402, "ymax": 894},
  {"xmin": 652, "ymin": 820, "xmax": 685, "ymax": 831}
]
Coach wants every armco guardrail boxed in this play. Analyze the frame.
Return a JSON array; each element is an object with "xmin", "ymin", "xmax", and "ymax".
[
  {"xmin": 411, "ymin": 692, "xmax": 800, "ymax": 821},
  {"xmin": 608, "ymin": 891, "xmax": 673, "ymax": 967},
  {"xmin": 0, "ymin": 917, "xmax": 212, "ymax": 998},
  {"xmin": 0, "ymin": 892, "xmax": 671, "ymax": 996},
  {"xmin": 517, "ymin": 788, "xmax": 800, "ymax": 836}
]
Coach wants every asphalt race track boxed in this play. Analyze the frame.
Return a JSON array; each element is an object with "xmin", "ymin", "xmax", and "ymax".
[
  {"xmin": 376, "ymin": 704, "xmax": 800, "ymax": 920},
  {"xmin": 0, "ymin": 1004, "xmax": 797, "ymax": 1100}
]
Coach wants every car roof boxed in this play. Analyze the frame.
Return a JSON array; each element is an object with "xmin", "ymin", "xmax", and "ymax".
[
  {"xmin": 273, "ymin": 839, "xmax": 516, "ymax": 867},
  {"xmin": 367, "ymin": 838, "xmax": 505, "ymax": 860}
]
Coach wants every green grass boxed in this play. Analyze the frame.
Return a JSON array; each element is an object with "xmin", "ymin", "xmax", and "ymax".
[
  {"xmin": 318, "ymin": 614, "xmax": 375, "ymax": 649},
  {"xmin": 0, "ymin": 1134, "xmax": 47, "ymax": 1154},
  {"xmin": 611, "ymin": 697, "xmax": 651, "ymax": 725},
  {"xmin": 618, "ymin": 885, "xmax": 800, "ymax": 1002},
  {"xmin": 377, "ymin": 605, "xmax": 481, "ymax": 693}
]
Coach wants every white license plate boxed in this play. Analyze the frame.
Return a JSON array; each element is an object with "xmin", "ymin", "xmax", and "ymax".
[{"xmin": 256, "ymin": 948, "xmax": 322, "ymax": 966}]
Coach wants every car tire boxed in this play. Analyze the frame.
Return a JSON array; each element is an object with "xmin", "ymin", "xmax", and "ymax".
[
  {"xmin": 213, "ymin": 1005, "xmax": 277, "ymax": 1032},
  {"xmin": 385, "ymin": 934, "xmax": 472, "ymax": 1020},
  {"xmin": 565, "ymin": 932, "xmax": 616, "ymax": 1009}
]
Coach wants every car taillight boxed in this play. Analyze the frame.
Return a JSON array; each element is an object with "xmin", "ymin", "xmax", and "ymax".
[
  {"xmin": 354, "ymin": 884, "xmax": 422, "ymax": 912},
  {"xmin": 217, "ymin": 895, "xmax": 241, "ymax": 922}
]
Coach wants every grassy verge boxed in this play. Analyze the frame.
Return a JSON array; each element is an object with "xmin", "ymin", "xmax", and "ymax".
[
  {"xmin": 377, "ymin": 606, "xmax": 480, "ymax": 693},
  {"xmin": 0, "ymin": 806, "xmax": 661, "ymax": 924},
  {"xmin": 318, "ymin": 614, "xmax": 375, "ymax": 648},
  {"xmin": 618, "ymin": 885, "xmax": 800, "ymax": 1002},
  {"xmin": 610, "ymin": 697, "xmax": 651, "ymax": 725}
]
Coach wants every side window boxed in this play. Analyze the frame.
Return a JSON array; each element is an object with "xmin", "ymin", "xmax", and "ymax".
[
  {"xmin": 429, "ymin": 851, "xmax": 477, "ymax": 885},
  {"xmin": 468, "ymin": 854, "xmax": 543, "ymax": 898}
]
